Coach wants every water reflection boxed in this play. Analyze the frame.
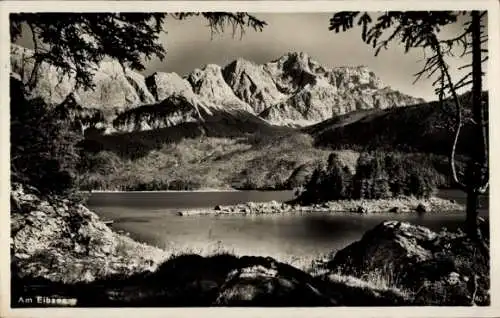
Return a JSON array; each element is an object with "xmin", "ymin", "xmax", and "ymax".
[{"xmin": 89, "ymin": 189, "xmax": 488, "ymax": 264}]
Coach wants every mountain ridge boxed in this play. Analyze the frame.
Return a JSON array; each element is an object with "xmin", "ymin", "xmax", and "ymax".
[{"xmin": 10, "ymin": 44, "xmax": 425, "ymax": 133}]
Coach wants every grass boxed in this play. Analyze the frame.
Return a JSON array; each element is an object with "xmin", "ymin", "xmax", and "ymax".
[{"xmin": 326, "ymin": 272, "xmax": 410, "ymax": 298}]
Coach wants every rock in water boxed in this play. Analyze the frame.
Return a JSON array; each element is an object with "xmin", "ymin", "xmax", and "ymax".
[
  {"xmin": 416, "ymin": 202, "xmax": 431, "ymax": 213},
  {"xmin": 389, "ymin": 206, "xmax": 401, "ymax": 213}
]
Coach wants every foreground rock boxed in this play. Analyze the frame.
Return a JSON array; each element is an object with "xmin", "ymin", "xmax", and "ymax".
[
  {"xmin": 11, "ymin": 183, "xmax": 167, "ymax": 285},
  {"xmin": 326, "ymin": 221, "xmax": 490, "ymax": 306},
  {"xmin": 14, "ymin": 252, "xmax": 414, "ymax": 307},
  {"xmin": 10, "ymin": 183, "xmax": 412, "ymax": 307},
  {"xmin": 177, "ymin": 196, "xmax": 464, "ymax": 216}
]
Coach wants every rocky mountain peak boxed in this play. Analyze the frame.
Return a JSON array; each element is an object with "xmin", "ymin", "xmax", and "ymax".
[
  {"xmin": 271, "ymin": 51, "xmax": 327, "ymax": 76},
  {"xmin": 187, "ymin": 64, "xmax": 254, "ymax": 113},
  {"xmin": 11, "ymin": 44, "xmax": 426, "ymax": 132},
  {"xmin": 223, "ymin": 58, "xmax": 286, "ymax": 114},
  {"xmin": 145, "ymin": 71, "xmax": 195, "ymax": 101},
  {"xmin": 10, "ymin": 44, "xmax": 155, "ymax": 114},
  {"xmin": 330, "ymin": 65, "xmax": 385, "ymax": 91}
]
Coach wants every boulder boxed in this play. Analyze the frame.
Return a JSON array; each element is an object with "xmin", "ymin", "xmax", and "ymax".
[
  {"xmin": 389, "ymin": 206, "xmax": 400, "ymax": 213},
  {"xmin": 213, "ymin": 258, "xmax": 336, "ymax": 306},
  {"xmin": 326, "ymin": 221, "xmax": 490, "ymax": 305},
  {"xmin": 11, "ymin": 182, "xmax": 165, "ymax": 285},
  {"xmin": 214, "ymin": 265, "xmax": 330, "ymax": 306},
  {"xmin": 356, "ymin": 205, "xmax": 369, "ymax": 214},
  {"xmin": 247, "ymin": 202, "xmax": 258, "ymax": 209},
  {"xmin": 327, "ymin": 221, "xmax": 437, "ymax": 278}
]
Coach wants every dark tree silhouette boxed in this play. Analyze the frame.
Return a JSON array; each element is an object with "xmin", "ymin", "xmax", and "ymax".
[{"xmin": 329, "ymin": 11, "xmax": 488, "ymax": 245}]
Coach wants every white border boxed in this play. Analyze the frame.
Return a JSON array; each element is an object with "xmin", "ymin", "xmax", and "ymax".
[{"xmin": 1, "ymin": 1, "xmax": 499, "ymax": 317}]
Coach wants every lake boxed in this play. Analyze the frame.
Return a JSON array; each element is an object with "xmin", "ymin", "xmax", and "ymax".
[{"xmin": 87, "ymin": 189, "xmax": 489, "ymax": 267}]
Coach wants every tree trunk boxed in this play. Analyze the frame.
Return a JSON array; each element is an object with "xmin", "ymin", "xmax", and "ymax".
[
  {"xmin": 464, "ymin": 11, "xmax": 487, "ymax": 239},
  {"xmin": 465, "ymin": 188, "xmax": 479, "ymax": 239}
]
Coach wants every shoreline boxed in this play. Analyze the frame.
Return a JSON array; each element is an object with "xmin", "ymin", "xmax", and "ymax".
[
  {"xmin": 83, "ymin": 189, "xmax": 245, "ymax": 193},
  {"xmin": 176, "ymin": 196, "xmax": 465, "ymax": 216},
  {"xmin": 80, "ymin": 187, "xmax": 466, "ymax": 194}
]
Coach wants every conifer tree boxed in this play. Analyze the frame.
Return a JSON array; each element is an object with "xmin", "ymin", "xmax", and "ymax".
[{"xmin": 329, "ymin": 11, "xmax": 488, "ymax": 245}]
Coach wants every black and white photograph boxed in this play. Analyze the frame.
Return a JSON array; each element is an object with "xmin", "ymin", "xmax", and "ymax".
[{"xmin": 2, "ymin": 0, "xmax": 498, "ymax": 314}]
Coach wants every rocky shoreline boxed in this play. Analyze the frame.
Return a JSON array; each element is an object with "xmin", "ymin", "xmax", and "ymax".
[
  {"xmin": 176, "ymin": 196, "xmax": 464, "ymax": 216},
  {"xmin": 11, "ymin": 183, "xmax": 168, "ymax": 284},
  {"xmin": 10, "ymin": 183, "xmax": 488, "ymax": 306}
]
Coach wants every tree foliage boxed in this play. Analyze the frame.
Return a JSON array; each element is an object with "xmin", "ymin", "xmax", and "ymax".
[
  {"xmin": 329, "ymin": 11, "xmax": 488, "ymax": 189},
  {"xmin": 11, "ymin": 13, "xmax": 166, "ymax": 90},
  {"xmin": 298, "ymin": 152, "xmax": 439, "ymax": 204}
]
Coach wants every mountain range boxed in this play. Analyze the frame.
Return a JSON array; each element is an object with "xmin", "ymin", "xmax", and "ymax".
[{"xmin": 10, "ymin": 44, "xmax": 425, "ymax": 133}]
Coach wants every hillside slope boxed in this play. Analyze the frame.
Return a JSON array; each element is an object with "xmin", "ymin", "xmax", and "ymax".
[
  {"xmin": 80, "ymin": 92, "xmax": 486, "ymax": 191},
  {"xmin": 307, "ymin": 92, "xmax": 488, "ymax": 156}
]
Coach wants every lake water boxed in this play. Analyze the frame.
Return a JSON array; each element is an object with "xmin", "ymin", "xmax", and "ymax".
[{"xmin": 87, "ymin": 190, "xmax": 488, "ymax": 267}]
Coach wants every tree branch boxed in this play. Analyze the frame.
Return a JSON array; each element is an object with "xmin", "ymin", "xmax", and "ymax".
[{"xmin": 429, "ymin": 35, "xmax": 467, "ymax": 190}]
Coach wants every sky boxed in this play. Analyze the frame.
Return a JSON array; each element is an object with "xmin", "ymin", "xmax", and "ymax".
[
  {"xmin": 14, "ymin": 12, "xmax": 488, "ymax": 102},
  {"xmin": 143, "ymin": 12, "xmax": 488, "ymax": 102}
]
